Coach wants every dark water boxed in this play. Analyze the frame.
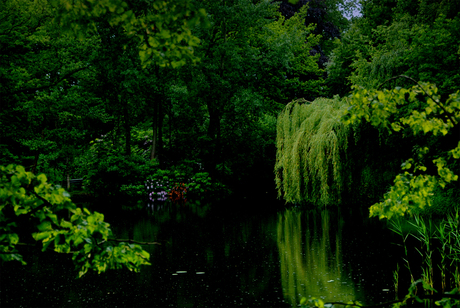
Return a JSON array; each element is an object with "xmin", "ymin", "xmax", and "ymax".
[{"xmin": 1, "ymin": 199, "xmax": 400, "ymax": 307}]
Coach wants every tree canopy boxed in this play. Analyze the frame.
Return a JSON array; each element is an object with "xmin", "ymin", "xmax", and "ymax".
[
  {"xmin": 52, "ymin": 0, "xmax": 208, "ymax": 67},
  {"xmin": 326, "ymin": 0, "xmax": 460, "ymax": 97},
  {"xmin": 344, "ymin": 79, "xmax": 459, "ymax": 219},
  {"xmin": 1, "ymin": 0, "xmax": 333, "ymax": 272},
  {"xmin": 276, "ymin": 0, "xmax": 460, "ymax": 216}
]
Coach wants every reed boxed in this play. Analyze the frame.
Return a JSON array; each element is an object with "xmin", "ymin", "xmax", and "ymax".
[{"xmin": 390, "ymin": 212, "xmax": 460, "ymax": 307}]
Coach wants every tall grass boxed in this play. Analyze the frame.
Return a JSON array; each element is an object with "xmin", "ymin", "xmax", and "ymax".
[{"xmin": 390, "ymin": 212, "xmax": 460, "ymax": 307}]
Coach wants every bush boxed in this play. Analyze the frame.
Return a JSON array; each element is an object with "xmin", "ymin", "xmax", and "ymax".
[
  {"xmin": 84, "ymin": 154, "xmax": 158, "ymax": 198},
  {"xmin": 145, "ymin": 166, "xmax": 230, "ymax": 205}
]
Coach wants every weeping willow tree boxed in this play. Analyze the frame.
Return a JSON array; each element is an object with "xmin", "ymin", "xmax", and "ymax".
[{"xmin": 275, "ymin": 97, "xmax": 352, "ymax": 205}]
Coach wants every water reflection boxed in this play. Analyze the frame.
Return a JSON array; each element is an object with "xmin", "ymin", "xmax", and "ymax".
[
  {"xmin": 277, "ymin": 209, "xmax": 359, "ymax": 306},
  {"xmin": 112, "ymin": 201, "xmax": 286, "ymax": 307},
  {"xmin": 1, "ymin": 201, "xmax": 397, "ymax": 307}
]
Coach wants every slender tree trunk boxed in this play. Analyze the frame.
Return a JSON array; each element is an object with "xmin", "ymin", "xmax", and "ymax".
[
  {"xmin": 31, "ymin": 130, "xmax": 45, "ymax": 174},
  {"xmin": 206, "ymin": 105, "xmax": 221, "ymax": 178},
  {"xmin": 150, "ymin": 66, "xmax": 164, "ymax": 162},
  {"xmin": 169, "ymin": 101, "xmax": 172, "ymax": 152},
  {"xmin": 66, "ymin": 156, "xmax": 70, "ymax": 190},
  {"xmin": 150, "ymin": 99, "xmax": 158, "ymax": 161},
  {"xmin": 150, "ymin": 95, "xmax": 165, "ymax": 162},
  {"xmin": 122, "ymin": 98, "xmax": 131, "ymax": 156},
  {"xmin": 158, "ymin": 100, "xmax": 164, "ymax": 157}
]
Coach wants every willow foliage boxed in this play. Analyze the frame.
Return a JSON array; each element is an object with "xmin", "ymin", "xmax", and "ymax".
[{"xmin": 275, "ymin": 97, "xmax": 351, "ymax": 205}]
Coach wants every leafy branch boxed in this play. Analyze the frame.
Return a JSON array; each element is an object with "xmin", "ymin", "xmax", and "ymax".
[
  {"xmin": 377, "ymin": 75, "xmax": 458, "ymax": 126},
  {"xmin": 102, "ymin": 238, "xmax": 161, "ymax": 245},
  {"xmin": 344, "ymin": 81, "xmax": 460, "ymax": 219},
  {"xmin": 0, "ymin": 164, "xmax": 153, "ymax": 277}
]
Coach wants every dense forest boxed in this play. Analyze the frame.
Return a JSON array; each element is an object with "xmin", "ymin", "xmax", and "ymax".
[
  {"xmin": 0, "ymin": 0, "xmax": 341, "ymax": 195},
  {"xmin": 1, "ymin": 0, "xmax": 459, "ymax": 306}
]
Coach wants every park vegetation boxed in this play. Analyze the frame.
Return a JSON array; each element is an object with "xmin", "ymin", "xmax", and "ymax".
[
  {"xmin": 275, "ymin": 0, "xmax": 460, "ymax": 306},
  {"xmin": 1, "ymin": 0, "xmax": 344, "ymax": 277},
  {"xmin": 1, "ymin": 0, "xmax": 459, "ymax": 306}
]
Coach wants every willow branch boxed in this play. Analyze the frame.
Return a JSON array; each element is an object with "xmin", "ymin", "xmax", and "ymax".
[
  {"xmin": 27, "ymin": 190, "xmax": 56, "ymax": 216},
  {"xmin": 102, "ymin": 238, "xmax": 161, "ymax": 245},
  {"xmin": 0, "ymin": 242, "xmax": 37, "ymax": 254}
]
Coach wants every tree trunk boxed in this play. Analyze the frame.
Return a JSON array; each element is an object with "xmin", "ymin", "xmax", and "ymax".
[
  {"xmin": 122, "ymin": 98, "xmax": 131, "ymax": 156},
  {"xmin": 150, "ymin": 93, "xmax": 164, "ymax": 161},
  {"xmin": 66, "ymin": 156, "xmax": 70, "ymax": 190},
  {"xmin": 206, "ymin": 105, "xmax": 221, "ymax": 178},
  {"xmin": 150, "ymin": 66, "xmax": 165, "ymax": 162},
  {"xmin": 150, "ymin": 99, "xmax": 158, "ymax": 161},
  {"xmin": 158, "ymin": 100, "xmax": 164, "ymax": 158}
]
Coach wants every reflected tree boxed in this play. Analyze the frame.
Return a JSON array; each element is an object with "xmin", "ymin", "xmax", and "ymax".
[{"xmin": 277, "ymin": 209, "xmax": 357, "ymax": 305}]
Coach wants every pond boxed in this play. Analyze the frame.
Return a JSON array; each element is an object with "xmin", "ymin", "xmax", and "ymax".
[{"xmin": 1, "ymin": 198, "xmax": 401, "ymax": 307}]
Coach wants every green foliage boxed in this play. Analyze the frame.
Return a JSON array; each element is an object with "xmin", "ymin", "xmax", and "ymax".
[
  {"xmin": 327, "ymin": 1, "xmax": 460, "ymax": 97},
  {"xmin": 84, "ymin": 153, "xmax": 158, "ymax": 198},
  {"xmin": 315, "ymin": 0, "xmax": 460, "ymax": 306},
  {"xmin": 0, "ymin": 164, "xmax": 150, "ymax": 277},
  {"xmin": 168, "ymin": 0, "xmax": 325, "ymax": 184},
  {"xmin": 326, "ymin": 24, "xmax": 371, "ymax": 96},
  {"xmin": 187, "ymin": 172, "xmax": 214, "ymax": 196},
  {"xmin": 77, "ymin": 126, "xmax": 163, "ymax": 198},
  {"xmin": 413, "ymin": 187, "xmax": 460, "ymax": 216},
  {"xmin": 344, "ymin": 81, "xmax": 459, "ymax": 219},
  {"xmin": 0, "ymin": 0, "xmax": 112, "ymax": 180},
  {"xmin": 1, "ymin": 0, "xmax": 326, "ymax": 192},
  {"xmin": 300, "ymin": 297, "xmax": 325, "ymax": 307},
  {"xmin": 275, "ymin": 97, "xmax": 351, "ymax": 205},
  {"xmin": 279, "ymin": 209, "xmax": 355, "ymax": 307},
  {"xmin": 350, "ymin": 16, "xmax": 460, "ymax": 94},
  {"xmin": 263, "ymin": 3, "xmax": 324, "ymax": 102},
  {"xmin": 145, "ymin": 164, "xmax": 230, "ymax": 203},
  {"xmin": 390, "ymin": 214, "xmax": 460, "ymax": 307},
  {"xmin": 51, "ymin": 0, "xmax": 208, "ymax": 67}
]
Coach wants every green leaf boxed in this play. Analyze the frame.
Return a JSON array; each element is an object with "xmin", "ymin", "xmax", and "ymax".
[
  {"xmin": 47, "ymin": 213, "xmax": 59, "ymax": 225},
  {"xmin": 8, "ymin": 233, "xmax": 19, "ymax": 245},
  {"xmin": 37, "ymin": 174, "xmax": 47, "ymax": 183},
  {"xmin": 60, "ymin": 220, "xmax": 73, "ymax": 228},
  {"xmin": 37, "ymin": 221, "xmax": 52, "ymax": 232},
  {"xmin": 33, "ymin": 231, "xmax": 51, "ymax": 241}
]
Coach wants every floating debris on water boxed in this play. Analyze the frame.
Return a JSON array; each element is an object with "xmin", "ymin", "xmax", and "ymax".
[
  {"xmin": 196, "ymin": 272, "xmax": 205, "ymax": 274},
  {"xmin": 176, "ymin": 271, "xmax": 187, "ymax": 274}
]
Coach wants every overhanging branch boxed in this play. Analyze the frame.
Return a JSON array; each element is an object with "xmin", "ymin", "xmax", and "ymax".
[
  {"xmin": 103, "ymin": 238, "xmax": 161, "ymax": 245},
  {"xmin": 378, "ymin": 75, "xmax": 458, "ymax": 126}
]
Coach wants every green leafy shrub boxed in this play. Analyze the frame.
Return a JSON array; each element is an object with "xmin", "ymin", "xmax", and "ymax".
[
  {"xmin": 0, "ymin": 164, "xmax": 150, "ymax": 277},
  {"xmin": 84, "ymin": 154, "xmax": 158, "ymax": 198},
  {"xmin": 412, "ymin": 186, "xmax": 460, "ymax": 216},
  {"xmin": 145, "ymin": 165, "xmax": 230, "ymax": 204}
]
